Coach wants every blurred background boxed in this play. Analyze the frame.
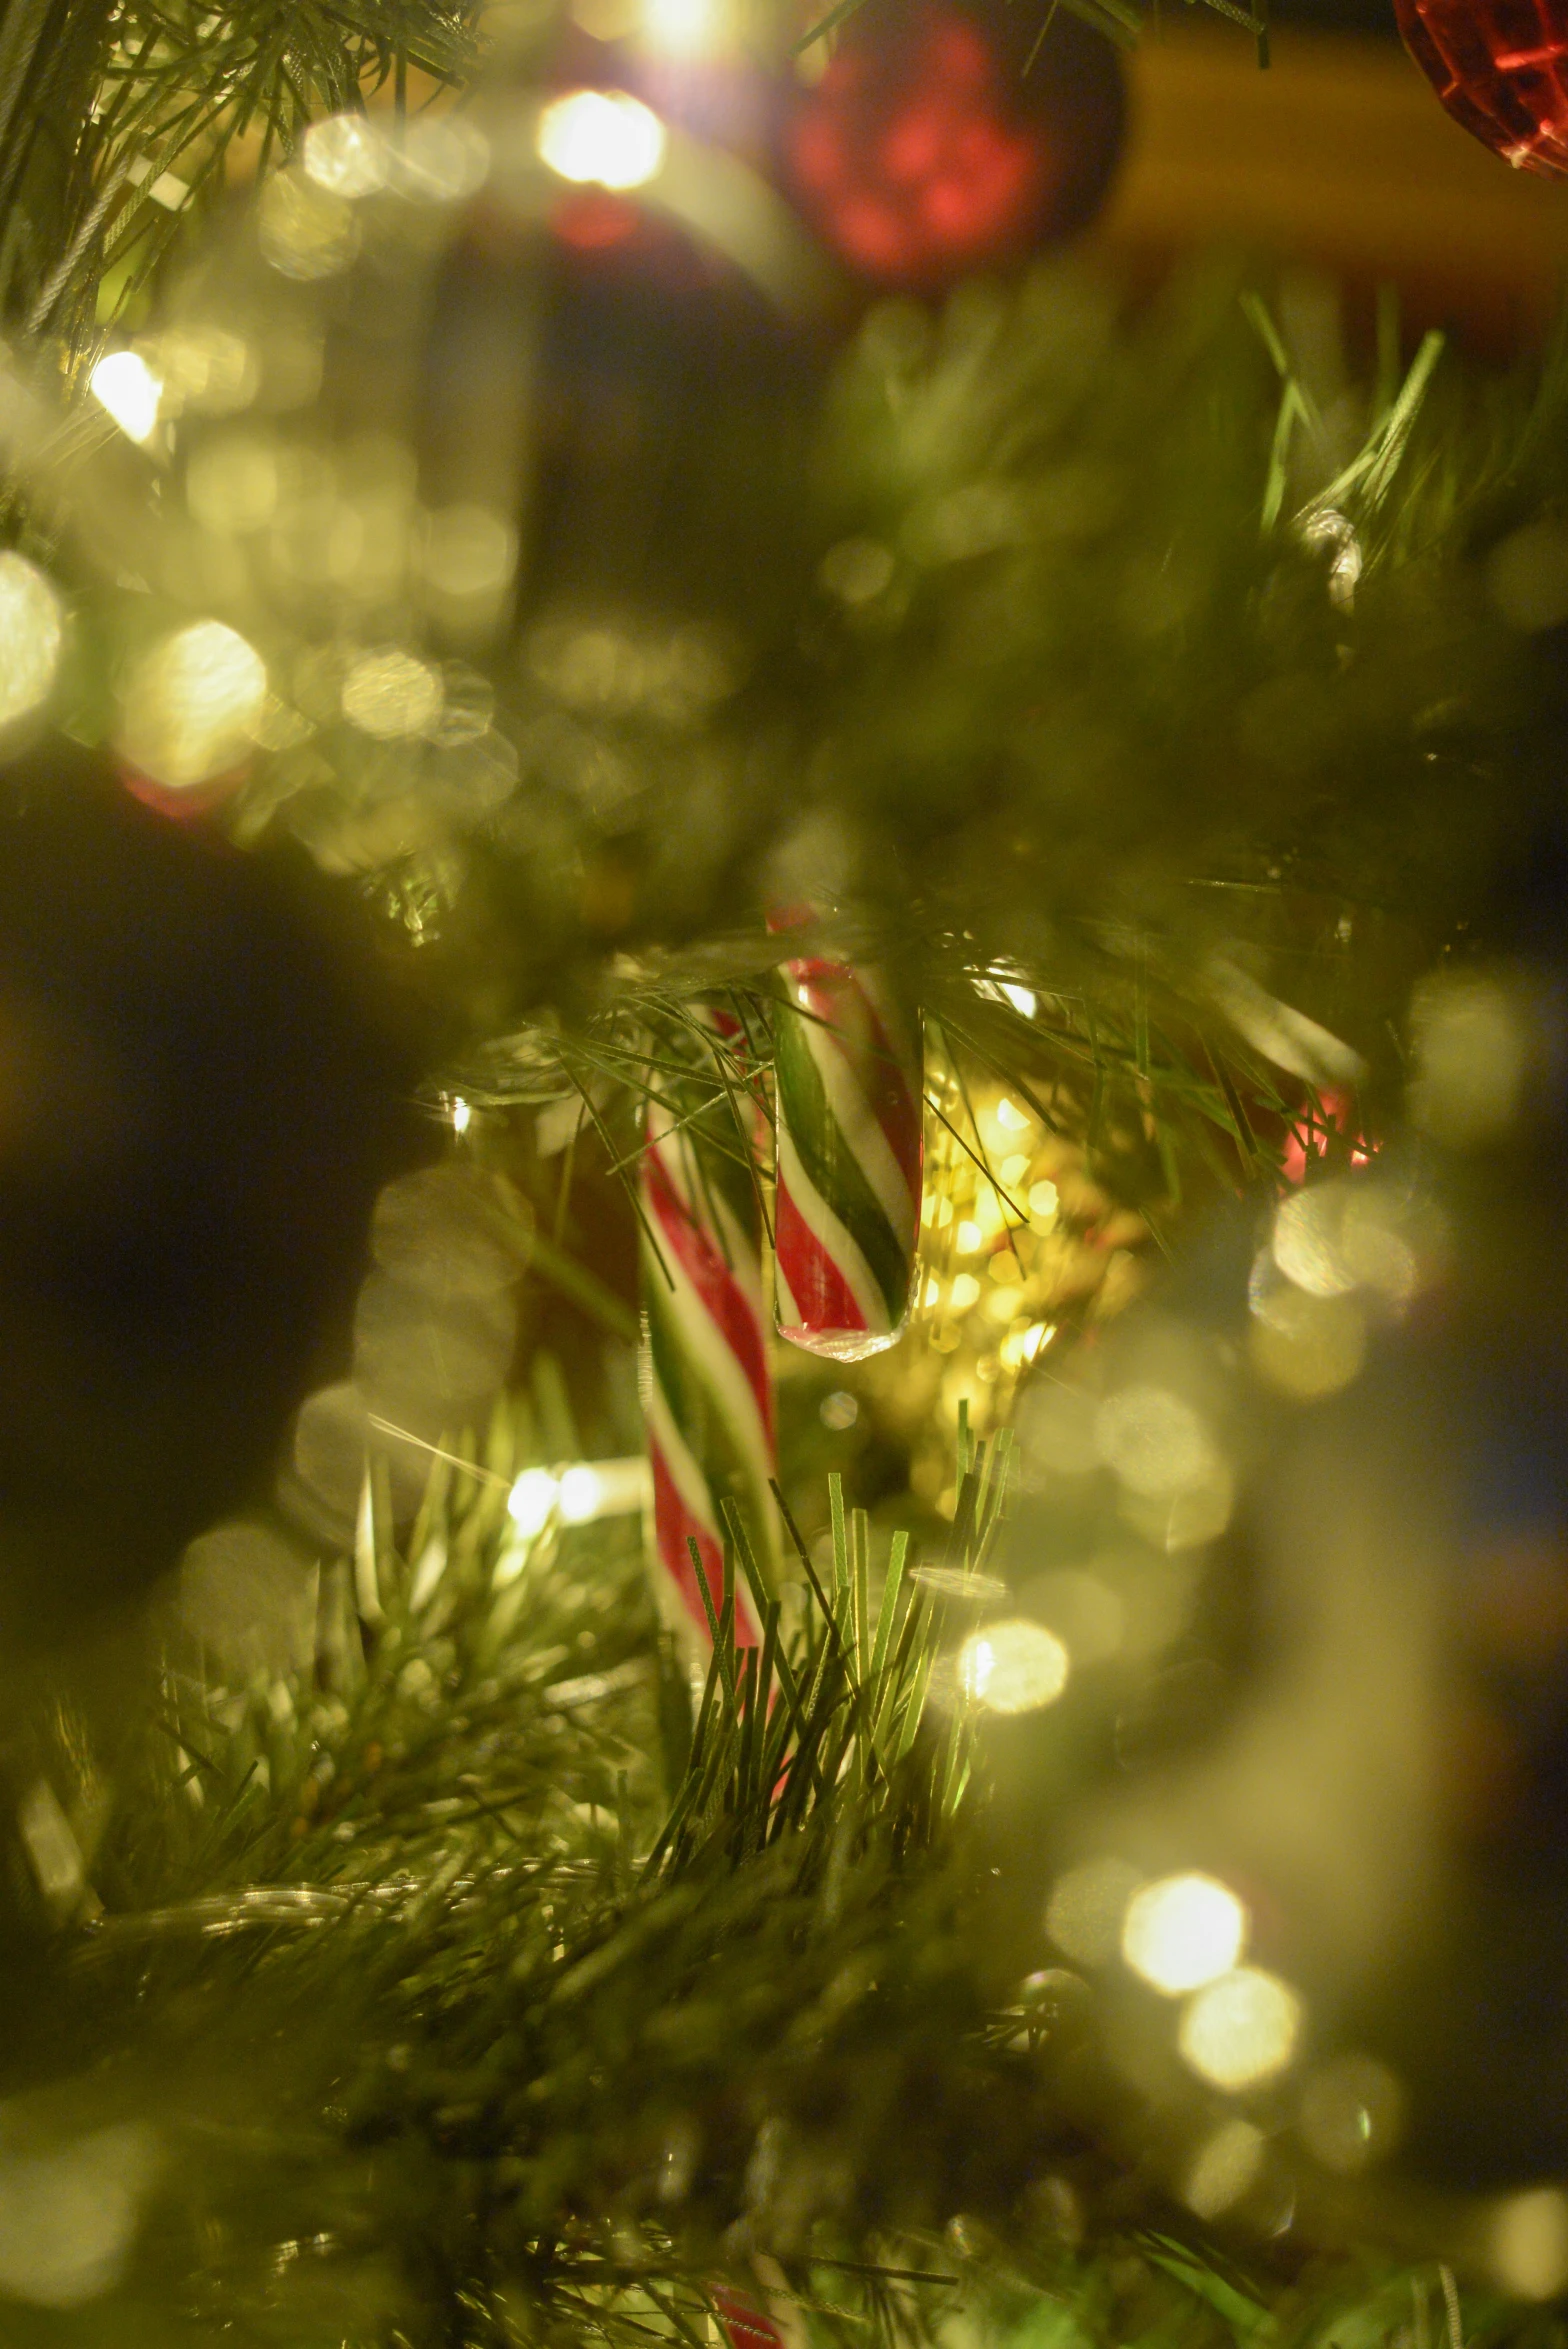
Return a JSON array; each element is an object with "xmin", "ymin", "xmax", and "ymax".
[{"xmin": 1093, "ymin": 0, "xmax": 1568, "ymax": 349}]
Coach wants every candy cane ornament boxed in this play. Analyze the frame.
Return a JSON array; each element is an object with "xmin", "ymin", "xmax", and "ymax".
[
  {"xmin": 773, "ymin": 956, "xmax": 923, "ymax": 1361},
  {"xmin": 639, "ymin": 1012, "xmax": 779, "ymax": 1660}
]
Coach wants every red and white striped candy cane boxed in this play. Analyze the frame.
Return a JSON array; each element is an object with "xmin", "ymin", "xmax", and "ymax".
[
  {"xmin": 772, "ymin": 954, "xmax": 923, "ymax": 1362},
  {"xmin": 639, "ymin": 1011, "xmax": 778, "ymax": 1659}
]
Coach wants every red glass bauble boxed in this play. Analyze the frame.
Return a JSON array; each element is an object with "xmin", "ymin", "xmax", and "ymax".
[
  {"xmin": 779, "ymin": 0, "xmax": 1126, "ymax": 295},
  {"xmin": 1393, "ymin": 0, "xmax": 1568, "ymax": 177}
]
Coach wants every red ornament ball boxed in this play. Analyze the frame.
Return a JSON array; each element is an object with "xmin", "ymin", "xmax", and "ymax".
[
  {"xmin": 779, "ymin": 0, "xmax": 1126, "ymax": 295},
  {"xmin": 1393, "ymin": 0, "xmax": 1568, "ymax": 177}
]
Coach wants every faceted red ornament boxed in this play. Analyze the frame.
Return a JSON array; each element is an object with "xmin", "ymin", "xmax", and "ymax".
[
  {"xmin": 779, "ymin": 0, "xmax": 1125, "ymax": 294},
  {"xmin": 1393, "ymin": 0, "xmax": 1568, "ymax": 176}
]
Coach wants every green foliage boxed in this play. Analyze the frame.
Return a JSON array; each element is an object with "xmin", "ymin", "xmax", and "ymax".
[
  {"xmin": 0, "ymin": 1413, "xmax": 1528, "ymax": 2349},
  {"xmin": 0, "ymin": 1414, "xmax": 1040, "ymax": 2340}
]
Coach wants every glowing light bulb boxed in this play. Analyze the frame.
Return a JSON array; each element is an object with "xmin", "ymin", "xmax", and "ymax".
[
  {"xmin": 450, "ymin": 1097, "xmax": 472, "ymax": 1136},
  {"xmin": 1122, "ymin": 1872, "xmax": 1246, "ymax": 1995},
  {"xmin": 0, "ymin": 553, "xmax": 63, "ymax": 728},
  {"xmin": 507, "ymin": 1468, "xmax": 559, "ymax": 1536},
  {"xmin": 537, "ymin": 89, "xmax": 667, "ymax": 189},
  {"xmin": 1178, "ymin": 1966, "xmax": 1303, "ymax": 2092},
  {"xmin": 557, "ymin": 1465, "xmax": 603, "ymax": 1523},
  {"xmin": 90, "ymin": 349, "xmax": 163, "ymax": 443},
  {"xmin": 957, "ymin": 1620, "xmax": 1068, "ymax": 1714}
]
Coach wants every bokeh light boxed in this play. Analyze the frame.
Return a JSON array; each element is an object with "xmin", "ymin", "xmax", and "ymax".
[
  {"xmin": 957, "ymin": 1619, "xmax": 1069, "ymax": 1714},
  {"xmin": 258, "ymin": 167, "xmax": 361, "ymax": 278},
  {"xmin": 180, "ymin": 1521, "xmax": 317, "ymax": 1680},
  {"xmin": 643, "ymin": 0, "xmax": 720, "ymax": 52},
  {"xmin": 1248, "ymin": 1284, "xmax": 1366, "ymax": 1400},
  {"xmin": 819, "ymin": 537, "xmax": 895, "ymax": 604},
  {"xmin": 1297, "ymin": 2052, "xmax": 1404, "ymax": 2173},
  {"xmin": 1486, "ymin": 519, "xmax": 1568, "ymax": 635},
  {"xmin": 1045, "ymin": 1856, "xmax": 1143, "ymax": 1968},
  {"xmin": 89, "ymin": 349, "xmax": 162, "ymax": 443},
  {"xmin": 1408, "ymin": 970, "xmax": 1529, "ymax": 1145},
  {"xmin": 186, "ymin": 429, "xmax": 281, "ymax": 536},
  {"xmin": 1182, "ymin": 2118, "xmax": 1266, "ymax": 2220},
  {"xmin": 421, "ymin": 503, "xmax": 517, "ymax": 602},
  {"xmin": 1492, "ymin": 2187, "xmax": 1568, "ymax": 2300},
  {"xmin": 508, "ymin": 1467, "xmax": 559, "ymax": 1536},
  {"xmin": 0, "ymin": 2120, "xmax": 162, "ymax": 2310},
  {"xmin": 537, "ymin": 90, "xmax": 667, "ymax": 189},
  {"xmin": 341, "ymin": 648, "xmax": 443, "ymax": 739},
  {"xmin": 1272, "ymin": 1182, "xmax": 1418, "ymax": 1307},
  {"xmin": 1023, "ymin": 1568, "xmax": 1124, "ymax": 1666},
  {"xmin": 1178, "ymin": 1967, "xmax": 1303, "ymax": 2091},
  {"xmin": 303, "ymin": 113, "xmax": 388, "ymax": 198},
  {"xmin": 147, "ymin": 325, "xmax": 257, "ymax": 416},
  {"xmin": 1122, "ymin": 1872, "xmax": 1246, "ymax": 1995},
  {"xmin": 1094, "ymin": 1385, "xmax": 1217, "ymax": 1499},
  {"xmin": 0, "ymin": 554, "xmax": 63, "ymax": 728},
  {"xmin": 117, "ymin": 620, "xmax": 267, "ymax": 788},
  {"xmin": 371, "ymin": 1166, "xmax": 528, "ymax": 1301},
  {"xmin": 394, "ymin": 117, "xmax": 491, "ymax": 203}
]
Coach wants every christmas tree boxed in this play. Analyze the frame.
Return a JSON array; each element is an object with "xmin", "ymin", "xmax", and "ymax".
[{"xmin": 4, "ymin": 0, "xmax": 1568, "ymax": 2337}]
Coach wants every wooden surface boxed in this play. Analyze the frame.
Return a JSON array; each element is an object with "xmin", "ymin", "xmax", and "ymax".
[{"xmin": 1090, "ymin": 23, "xmax": 1568, "ymax": 349}]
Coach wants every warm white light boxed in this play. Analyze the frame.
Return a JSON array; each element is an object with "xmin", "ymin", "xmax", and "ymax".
[
  {"xmin": 507, "ymin": 1468, "xmax": 558, "ymax": 1536},
  {"xmin": 958, "ymin": 1621, "xmax": 1068, "ymax": 1714},
  {"xmin": 508, "ymin": 1457, "xmax": 649, "ymax": 1533},
  {"xmin": 996, "ymin": 1097, "xmax": 1031, "ymax": 1131},
  {"xmin": 303, "ymin": 113, "xmax": 388, "ymax": 198},
  {"xmin": 1493, "ymin": 2189, "xmax": 1568, "ymax": 2300},
  {"xmin": 1122, "ymin": 1872, "xmax": 1246, "ymax": 1995},
  {"xmin": 643, "ymin": 0, "xmax": 718, "ymax": 53},
  {"xmin": 90, "ymin": 349, "xmax": 162, "ymax": 443},
  {"xmin": 1045, "ymin": 1856, "xmax": 1142, "ymax": 1969},
  {"xmin": 0, "ymin": 554, "xmax": 63, "ymax": 728},
  {"xmin": 1095, "ymin": 1386, "xmax": 1218, "ymax": 1501},
  {"xmin": 557, "ymin": 1458, "xmax": 653, "ymax": 1522},
  {"xmin": 450, "ymin": 1096, "xmax": 472, "ymax": 1136},
  {"xmin": 1183, "ymin": 2118, "xmax": 1266, "ymax": 2220},
  {"xmin": 117, "ymin": 620, "xmax": 267, "ymax": 788},
  {"xmin": 537, "ymin": 89, "xmax": 667, "ymax": 189},
  {"xmin": 341, "ymin": 647, "xmax": 443, "ymax": 739},
  {"xmin": 1179, "ymin": 1966, "xmax": 1303, "ymax": 2092},
  {"xmin": 557, "ymin": 1466, "xmax": 600, "ymax": 1523},
  {"xmin": 395, "ymin": 117, "xmax": 492, "ymax": 202}
]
